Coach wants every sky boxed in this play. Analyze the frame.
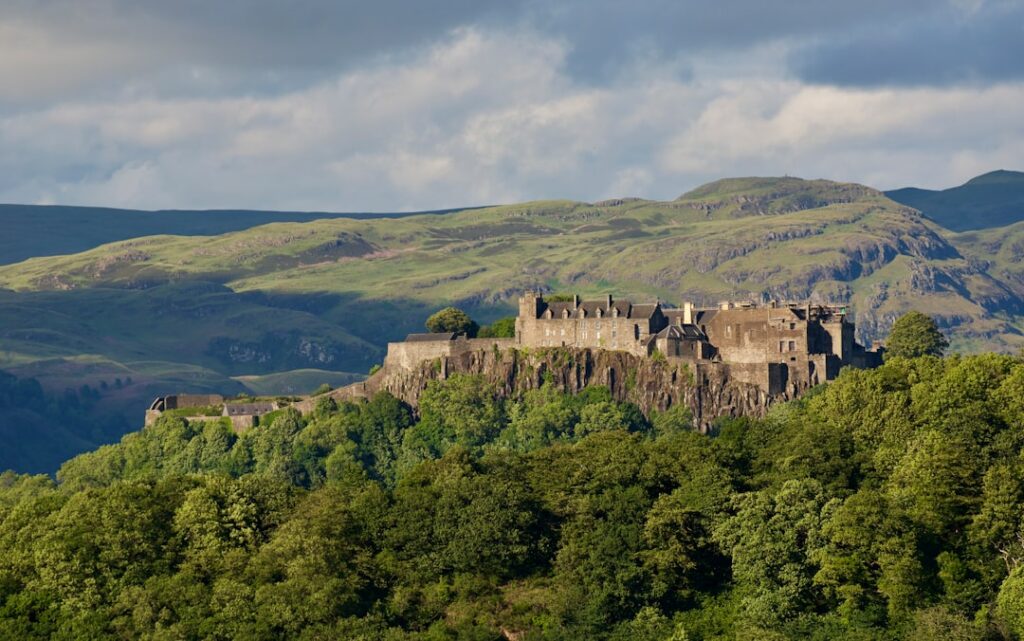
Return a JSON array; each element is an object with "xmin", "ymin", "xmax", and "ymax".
[{"xmin": 0, "ymin": 0, "xmax": 1022, "ymax": 211}]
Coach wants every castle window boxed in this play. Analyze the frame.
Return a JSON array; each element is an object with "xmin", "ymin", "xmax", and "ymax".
[
  {"xmin": 789, "ymin": 340, "xmax": 796, "ymax": 352},
  {"xmin": 726, "ymin": 325, "xmax": 732, "ymax": 337},
  {"xmin": 561, "ymin": 329, "xmax": 566, "ymax": 336},
  {"xmin": 779, "ymin": 341, "xmax": 785, "ymax": 353},
  {"xmin": 790, "ymin": 323, "xmax": 796, "ymax": 330}
]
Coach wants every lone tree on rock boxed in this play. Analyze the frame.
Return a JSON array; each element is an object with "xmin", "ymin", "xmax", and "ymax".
[
  {"xmin": 425, "ymin": 307, "xmax": 479, "ymax": 337},
  {"xmin": 885, "ymin": 311, "xmax": 949, "ymax": 359}
]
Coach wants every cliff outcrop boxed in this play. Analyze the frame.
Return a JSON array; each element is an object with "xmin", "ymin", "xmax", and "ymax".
[{"xmin": 313, "ymin": 346, "xmax": 814, "ymax": 432}]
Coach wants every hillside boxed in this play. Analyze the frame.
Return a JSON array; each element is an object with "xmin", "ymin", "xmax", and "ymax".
[
  {"xmin": 886, "ymin": 169, "xmax": 1024, "ymax": 231},
  {"xmin": 4, "ymin": 175, "xmax": 1024, "ymax": 471},
  {"xmin": 0, "ymin": 203, "xmax": 467, "ymax": 266}
]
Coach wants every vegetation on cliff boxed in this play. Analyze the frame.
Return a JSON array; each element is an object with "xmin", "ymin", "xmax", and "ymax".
[{"xmin": 4, "ymin": 352, "xmax": 1024, "ymax": 639}]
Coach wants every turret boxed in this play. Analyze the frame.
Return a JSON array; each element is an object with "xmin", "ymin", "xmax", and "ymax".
[{"xmin": 519, "ymin": 291, "xmax": 541, "ymax": 319}]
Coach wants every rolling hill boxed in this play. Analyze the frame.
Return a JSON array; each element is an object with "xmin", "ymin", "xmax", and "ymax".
[
  {"xmin": 0, "ymin": 203, "xmax": 469, "ymax": 266},
  {"xmin": 4, "ymin": 174, "xmax": 1024, "ymax": 472},
  {"xmin": 886, "ymin": 169, "xmax": 1024, "ymax": 231}
]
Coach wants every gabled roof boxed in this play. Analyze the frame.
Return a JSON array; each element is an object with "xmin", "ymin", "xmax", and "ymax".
[
  {"xmin": 655, "ymin": 324, "xmax": 707, "ymax": 340},
  {"xmin": 630, "ymin": 304, "xmax": 659, "ymax": 319},
  {"xmin": 405, "ymin": 332, "xmax": 458, "ymax": 342},
  {"xmin": 536, "ymin": 297, "xmax": 661, "ymax": 319}
]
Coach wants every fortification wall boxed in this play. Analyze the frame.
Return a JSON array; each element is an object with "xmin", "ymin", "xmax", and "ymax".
[
  {"xmin": 384, "ymin": 337, "xmax": 516, "ymax": 370},
  {"xmin": 165, "ymin": 394, "xmax": 224, "ymax": 410}
]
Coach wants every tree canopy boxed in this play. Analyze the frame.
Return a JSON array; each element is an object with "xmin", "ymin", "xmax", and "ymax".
[
  {"xmin": 424, "ymin": 306, "xmax": 479, "ymax": 337},
  {"xmin": 3, "ymin": 353, "xmax": 1024, "ymax": 639},
  {"xmin": 886, "ymin": 311, "xmax": 950, "ymax": 359}
]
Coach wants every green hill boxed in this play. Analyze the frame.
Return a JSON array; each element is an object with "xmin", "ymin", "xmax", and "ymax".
[
  {"xmin": 886, "ymin": 169, "xmax": 1024, "ymax": 231},
  {"xmin": 0, "ymin": 203, "xmax": 468, "ymax": 266},
  {"xmin": 5, "ymin": 175, "xmax": 1024, "ymax": 471}
]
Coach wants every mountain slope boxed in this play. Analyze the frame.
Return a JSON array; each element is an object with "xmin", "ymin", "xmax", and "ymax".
[
  {"xmin": 0, "ymin": 203, "xmax": 468, "ymax": 266},
  {"xmin": 886, "ymin": 169, "xmax": 1024, "ymax": 231}
]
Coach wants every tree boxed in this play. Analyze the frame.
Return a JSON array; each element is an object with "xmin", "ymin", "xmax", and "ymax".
[
  {"xmin": 712, "ymin": 479, "xmax": 828, "ymax": 625},
  {"xmin": 424, "ymin": 307, "xmax": 478, "ymax": 337},
  {"xmin": 885, "ymin": 311, "xmax": 949, "ymax": 360},
  {"xmin": 477, "ymin": 316, "xmax": 517, "ymax": 338}
]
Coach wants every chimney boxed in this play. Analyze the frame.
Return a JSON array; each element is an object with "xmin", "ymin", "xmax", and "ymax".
[
  {"xmin": 683, "ymin": 301, "xmax": 693, "ymax": 325},
  {"xmin": 720, "ymin": 301, "xmax": 731, "ymax": 310},
  {"xmin": 573, "ymin": 294, "xmax": 580, "ymax": 309},
  {"xmin": 606, "ymin": 294, "xmax": 613, "ymax": 309}
]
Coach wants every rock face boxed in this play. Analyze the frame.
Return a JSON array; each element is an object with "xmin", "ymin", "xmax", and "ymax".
[{"xmin": 315, "ymin": 346, "xmax": 813, "ymax": 431}]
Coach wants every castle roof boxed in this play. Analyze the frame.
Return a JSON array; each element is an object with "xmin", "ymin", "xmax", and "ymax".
[
  {"xmin": 693, "ymin": 309, "xmax": 718, "ymax": 324},
  {"xmin": 629, "ymin": 303, "xmax": 659, "ymax": 319},
  {"xmin": 655, "ymin": 324, "xmax": 706, "ymax": 340},
  {"xmin": 405, "ymin": 332, "xmax": 458, "ymax": 342},
  {"xmin": 537, "ymin": 297, "xmax": 660, "ymax": 319}
]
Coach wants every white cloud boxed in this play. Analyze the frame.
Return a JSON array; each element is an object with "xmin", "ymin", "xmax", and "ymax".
[{"xmin": 1, "ymin": 27, "xmax": 1023, "ymax": 211}]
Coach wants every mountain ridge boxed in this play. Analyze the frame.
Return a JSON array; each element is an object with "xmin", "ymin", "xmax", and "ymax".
[{"xmin": 886, "ymin": 169, "xmax": 1024, "ymax": 231}]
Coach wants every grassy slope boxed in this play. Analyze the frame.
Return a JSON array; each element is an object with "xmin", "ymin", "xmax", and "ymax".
[
  {"xmin": 1, "ymin": 177, "xmax": 1019, "ymax": 350},
  {"xmin": 0, "ymin": 203, "xmax": 470, "ymax": 266}
]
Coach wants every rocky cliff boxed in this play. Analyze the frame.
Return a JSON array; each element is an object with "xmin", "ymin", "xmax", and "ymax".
[{"xmin": 314, "ymin": 346, "xmax": 812, "ymax": 431}]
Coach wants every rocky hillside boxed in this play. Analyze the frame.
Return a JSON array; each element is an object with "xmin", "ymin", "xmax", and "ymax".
[{"xmin": 309, "ymin": 345, "xmax": 804, "ymax": 431}]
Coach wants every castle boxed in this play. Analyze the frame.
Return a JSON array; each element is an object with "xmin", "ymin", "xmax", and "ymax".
[
  {"xmin": 147, "ymin": 291, "xmax": 882, "ymax": 430},
  {"xmin": 385, "ymin": 292, "xmax": 881, "ymax": 397},
  {"xmin": 515, "ymin": 291, "xmax": 880, "ymax": 376}
]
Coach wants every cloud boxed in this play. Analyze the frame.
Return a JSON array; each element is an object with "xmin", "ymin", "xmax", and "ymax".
[
  {"xmin": 2, "ymin": 26, "xmax": 1023, "ymax": 212},
  {"xmin": 792, "ymin": 1, "xmax": 1024, "ymax": 87},
  {"xmin": 1, "ymin": 3, "xmax": 1023, "ymax": 210}
]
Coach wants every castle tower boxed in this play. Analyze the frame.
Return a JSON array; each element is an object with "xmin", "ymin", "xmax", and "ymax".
[{"xmin": 518, "ymin": 291, "xmax": 541, "ymax": 319}]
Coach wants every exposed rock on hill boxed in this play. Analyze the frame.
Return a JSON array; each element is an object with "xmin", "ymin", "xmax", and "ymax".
[{"xmin": 314, "ymin": 347, "xmax": 814, "ymax": 431}]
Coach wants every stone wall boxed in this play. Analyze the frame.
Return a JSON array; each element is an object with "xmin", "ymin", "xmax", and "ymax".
[{"xmin": 384, "ymin": 336, "xmax": 516, "ymax": 370}]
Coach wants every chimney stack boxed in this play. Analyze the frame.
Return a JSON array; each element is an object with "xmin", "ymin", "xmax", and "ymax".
[{"xmin": 683, "ymin": 301, "xmax": 693, "ymax": 325}]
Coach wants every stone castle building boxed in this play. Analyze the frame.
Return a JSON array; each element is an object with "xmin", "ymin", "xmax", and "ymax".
[{"xmin": 513, "ymin": 291, "xmax": 880, "ymax": 391}]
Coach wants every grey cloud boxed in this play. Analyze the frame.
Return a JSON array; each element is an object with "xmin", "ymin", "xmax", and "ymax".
[
  {"xmin": 0, "ymin": 0, "xmax": 974, "ymax": 105},
  {"xmin": 792, "ymin": 2, "xmax": 1024, "ymax": 86}
]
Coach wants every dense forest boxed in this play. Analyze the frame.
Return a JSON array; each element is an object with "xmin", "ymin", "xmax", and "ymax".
[{"xmin": 3, "ymin": 346, "xmax": 1024, "ymax": 639}]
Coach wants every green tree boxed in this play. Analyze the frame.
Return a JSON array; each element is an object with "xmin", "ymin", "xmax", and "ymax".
[
  {"xmin": 477, "ymin": 317, "xmax": 516, "ymax": 338},
  {"xmin": 997, "ymin": 566, "xmax": 1024, "ymax": 637},
  {"xmin": 885, "ymin": 311, "xmax": 949, "ymax": 360},
  {"xmin": 424, "ymin": 307, "xmax": 479, "ymax": 337},
  {"xmin": 713, "ymin": 479, "xmax": 828, "ymax": 625}
]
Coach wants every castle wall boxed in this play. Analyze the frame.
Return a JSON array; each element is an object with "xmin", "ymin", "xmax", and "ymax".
[
  {"xmin": 385, "ymin": 337, "xmax": 516, "ymax": 371},
  {"xmin": 164, "ymin": 394, "xmax": 224, "ymax": 410},
  {"xmin": 518, "ymin": 315, "xmax": 651, "ymax": 355}
]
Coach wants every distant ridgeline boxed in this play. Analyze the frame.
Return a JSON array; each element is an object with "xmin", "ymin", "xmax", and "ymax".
[{"xmin": 148, "ymin": 292, "xmax": 883, "ymax": 431}]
